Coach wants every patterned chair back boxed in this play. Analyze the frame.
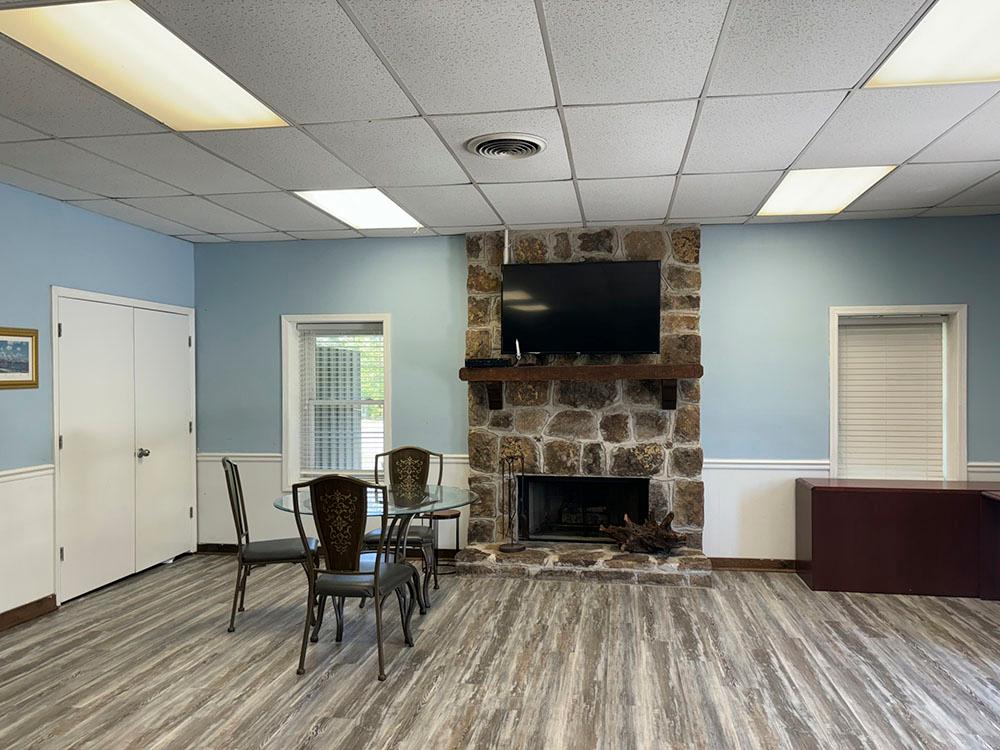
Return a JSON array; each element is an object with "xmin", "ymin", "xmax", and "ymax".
[
  {"xmin": 222, "ymin": 457, "xmax": 250, "ymax": 552},
  {"xmin": 292, "ymin": 475, "xmax": 386, "ymax": 573},
  {"xmin": 375, "ymin": 446, "xmax": 443, "ymax": 494}
]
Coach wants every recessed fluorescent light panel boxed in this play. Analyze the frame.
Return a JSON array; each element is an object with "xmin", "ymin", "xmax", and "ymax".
[
  {"xmin": 0, "ymin": 0, "xmax": 286, "ymax": 131},
  {"xmin": 758, "ymin": 166, "xmax": 895, "ymax": 216},
  {"xmin": 296, "ymin": 189, "xmax": 422, "ymax": 230},
  {"xmin": 867, "ymin": 0, "xmax": 1000, "ymax": 87}
]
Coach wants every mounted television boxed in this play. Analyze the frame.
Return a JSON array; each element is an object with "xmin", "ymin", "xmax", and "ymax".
[{"xmin": 501, "ymin": 260, "xmax": 660, "ymax": 355}]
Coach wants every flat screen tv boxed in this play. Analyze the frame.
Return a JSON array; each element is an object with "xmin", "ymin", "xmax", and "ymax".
[{"xmin": 501, "ymin": 260, "xmax": 660, "ymax": 355}]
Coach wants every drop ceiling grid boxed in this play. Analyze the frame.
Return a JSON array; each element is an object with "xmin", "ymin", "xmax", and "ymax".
[{"xmin": 0, "ymin": 0, "xmax": 996, "ymax": 238}]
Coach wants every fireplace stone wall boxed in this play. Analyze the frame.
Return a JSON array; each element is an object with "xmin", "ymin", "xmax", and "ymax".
[{"xmin": 464, "ymin": 225, "xmax": 703, "ymax": 549}]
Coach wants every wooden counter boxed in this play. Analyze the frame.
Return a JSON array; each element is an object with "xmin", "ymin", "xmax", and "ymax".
[{"xmin": 796, "ymin": 478, "xmax": 1000, "ymax": 599}]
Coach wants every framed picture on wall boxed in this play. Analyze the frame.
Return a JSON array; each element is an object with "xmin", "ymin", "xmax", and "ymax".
[{"xmin": 0, "ymin": 327, "xmax": 38, "ymax": 389}]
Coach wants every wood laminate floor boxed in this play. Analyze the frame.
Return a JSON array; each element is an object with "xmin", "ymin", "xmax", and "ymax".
[{"xmin": 2, "ymin": 554, "xmax": 1000, "ymax": 749}]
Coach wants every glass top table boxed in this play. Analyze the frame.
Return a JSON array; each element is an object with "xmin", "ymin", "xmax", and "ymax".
[{"xmin": 273, "ymin": 484, "xmax": 473, "ymax": 517}]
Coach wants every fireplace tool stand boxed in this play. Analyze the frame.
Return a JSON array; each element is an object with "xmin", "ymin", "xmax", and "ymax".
[{"xmin": 499, "ymin": 453, "xmax": 525, "ymax": 553}]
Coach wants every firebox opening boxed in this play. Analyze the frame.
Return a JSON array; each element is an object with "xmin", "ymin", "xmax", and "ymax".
[{"xmin": 518, "ymin": 475, "xmax": 650, "ymax": 543}]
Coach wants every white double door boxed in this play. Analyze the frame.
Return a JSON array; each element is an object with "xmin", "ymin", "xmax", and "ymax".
[{"xmin": 57, "ymin": 296, "xmax": 195, "ymax": 601}]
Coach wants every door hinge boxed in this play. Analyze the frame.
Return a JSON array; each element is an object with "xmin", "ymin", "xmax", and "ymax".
[
  {"xmin": 188, "ymin": 421, "xmax": 193, "ymax": 434},
  {"xmin": 58, "ymin": 434, "xmax": 63, "ymax": 450},
  {"xmin": 189, "ymin": 506, "xmax": 194, "ymax": 519},
  {"xmin": 59, "ymin": 547, "xmax": 64, "ymax": 562},
  {"xmin": 57, "ymin": 322, "xmax": 62, "ymax": 337},
  {"xmin": 188, "ymin": 335, "xmax": 192, "ymax": 347}
]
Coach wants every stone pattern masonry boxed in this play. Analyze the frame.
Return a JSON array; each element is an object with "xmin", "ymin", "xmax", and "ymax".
[{"xmin": 464, "ymin": 225, "xmax": 703, "ymax": 550}]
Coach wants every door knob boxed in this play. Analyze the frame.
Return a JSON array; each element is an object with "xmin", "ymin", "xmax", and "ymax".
[{"xmin": 136, "ymin": 448, "xmax": 151, "ymax": 458}]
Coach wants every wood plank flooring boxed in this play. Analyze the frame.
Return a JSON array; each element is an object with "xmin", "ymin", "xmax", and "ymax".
[{"xmin": 2, "ymin": 554, "xmax": 1000, "ymax": 749}]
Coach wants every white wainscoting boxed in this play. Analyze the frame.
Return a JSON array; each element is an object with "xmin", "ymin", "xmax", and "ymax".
[
  {"xmin": 704, "ymin": 459, "xmax": 1000, "ymax": 560},
  {"xmin": 196, "ymin": 453, "xmax": 470, "ymax": 550},
  {"xmin": 703, "ymin": 459, "xmax": 830, "ymax": 560},
  {"xmin": 0, "ymin": 464, "xmax": 55, "ymax": 613}
]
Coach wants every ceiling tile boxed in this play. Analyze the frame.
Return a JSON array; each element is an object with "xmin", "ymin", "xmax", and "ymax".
[
  {"xmin": 0, "ymin": 163, "xmax": 99, "ymax": 200},
  {"xmin": 0, "ymin": 39, "xmax": 162, "ymax": 137},
  {"xmin": 218, "ymin": 232, "xmax": 295, "ymax": 242},
  {"xmin": 688, "ymin": 216, "xmax": 748, "ymax": 224},
  {"xmin": 0, "ymin": 114, "xmax": 44, "ymax": 143},
  {"xmin": 307, "ymin": 119, "xmax": 466, "ymax": 186},
  {"xmin": 685, "ymin": 92, "xmax": 844, "ymax": 173},
  {"xmin": 480, "ymin": 181, "xmax": 581, "ymax": 225},
  {"xmin": 70, "ymin": 134, "xmax": 273, "ymax": 194},
  {"xmin": 432, "ymin": 225, "xmax": 504, "ymax": 234},
  {"xmin": 187, "ymin": 128, "xmax": 368, "ymax": 191},
  {"xmin": 206, "ymin": 192, "xmax": 348, "ymax": 231},
  {"xmin": 708, "ymin": 0, "xmax": 925, "ymax": 95},
  {"xmin": 0, "ymin": 141, "xmax": 184, "ymax": 197},
  {"xmin": 433, "ymin": 109, "xmax": 570, "ymax": 183},
  {"xmin": 565, "ymin": 102, "xmax": 696, "ymax": 178},
  {"xmin": 914, "ymin": 94, "xmax": 1000, "ymax": 163},
  {"xmin": 942, "ymin": 171, "xmax": 1000, "ymax": 206},
  {"xmin": 542, "ymin": 0, "xmax": 727, "ymax": 104},
  {"xmin": 795, "ymin": 85, "xmax": 1000, "ymax": 168},
  {"xmin": 121, "ymin": 196, "xmax": 272, "ymax": 234},
  {"xmin": 671, "ymin": 172, "xmax": 781, "ymax": 217},
  {"xmin": 577, "ymin": 176, "xmax": 674, "ymax": 222},
  {"xmin": 143, "ymin": 0, "xmax": 414, "ymax": 123},
  {"xmin": 68, "ymin": 199, "xmax": 200, "ymax": 235},
  {"xmin": 286, "ymin": 229, "xmax": 363, "ymax": 240},
  {"xmin": 588, "ymin": 219, "xmax": 668, "ymax": 227},
  {"xmin": 361, "ymin": 227, "xmax": 437, "ymax": 237},
  {"xmin": 177, "ymin": 234, "xmax": 229, "ymax": 243},
  {"xmin": 849, "ymin": 162, "xmax": 1000, "ymax": 210},
  {"xmin": 384, "ymin": 185, "xmax": 498, "ymax": 226},
  {"xmin": 346, "ymin": 0, "xmax": 552, "ymax": 114},
  {"xmin": 922, "ymin": 204, "xmax": 1000, "ymax": 217},
  {"xmin": 832, "ymin": 208, "xmax": 924, "ymax": 220}
]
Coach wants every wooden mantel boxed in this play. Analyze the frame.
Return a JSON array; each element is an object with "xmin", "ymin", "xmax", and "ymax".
[{"xmin": 458, "ymin": 363, "xmax": 703, "ymax": 410}]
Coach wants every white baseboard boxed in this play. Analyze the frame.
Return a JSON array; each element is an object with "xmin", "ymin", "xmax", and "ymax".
[{"xmin": 0, "ymin": 465, "xmax": 55, "ymax": 612}]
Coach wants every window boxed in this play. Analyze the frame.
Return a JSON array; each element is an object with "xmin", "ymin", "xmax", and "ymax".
[
  {"xmin": 282, "ymin": 315, "xmax": 390, "ymax": 488},
  {"xmin": 830, "ymin": 306, "xmax": 966, "ymax": 481}
]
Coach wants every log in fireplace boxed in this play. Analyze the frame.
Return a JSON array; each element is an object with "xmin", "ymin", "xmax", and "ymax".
[{"xmin": 517, "ymin": 474, "xmax": 649, "ymax": 543}]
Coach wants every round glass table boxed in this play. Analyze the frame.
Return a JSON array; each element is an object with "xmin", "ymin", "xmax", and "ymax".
[
  {"xmin": 274, "ymin": 484, "xmax": 473, "ymax": 614},
  {"xmin": 272, "ymin": 484, "xmax": 473, "ymax": 518}
]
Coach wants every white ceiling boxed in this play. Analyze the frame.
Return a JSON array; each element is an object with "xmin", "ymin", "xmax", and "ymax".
[{"xmin": 0, "ymin": 0, "xmax": 997, "ymax": 243}]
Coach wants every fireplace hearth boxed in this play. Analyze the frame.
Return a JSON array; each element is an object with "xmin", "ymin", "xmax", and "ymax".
[{"xmin": 518, "ymin": 474, "xmax": 649, "ymax": 543}]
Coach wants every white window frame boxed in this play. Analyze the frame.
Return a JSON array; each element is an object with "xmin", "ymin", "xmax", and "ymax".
[
  {"xmin": 829, "ymin": 304, "xmax": 967, "ymax": 481},
  {"xmin": 281, "ymin": 313, "xmax": 391, "ymax": 491}
]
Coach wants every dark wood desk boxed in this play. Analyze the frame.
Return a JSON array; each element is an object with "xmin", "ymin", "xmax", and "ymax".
[{"xmin": 796, "ymin": 479, "xmax": 1000, "ymax": 599}]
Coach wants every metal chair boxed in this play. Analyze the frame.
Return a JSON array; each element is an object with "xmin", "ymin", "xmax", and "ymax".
[
  {"xmin": 365, "ymin": 446, "xmax": 443, "ymax": 607},
  {"xmin": 292, "ymin": 474, "xmax": 417, "ymax": 680},
  {"xmin": 222, "ymin": 457, "xmax": 318, "ymax": 633}
]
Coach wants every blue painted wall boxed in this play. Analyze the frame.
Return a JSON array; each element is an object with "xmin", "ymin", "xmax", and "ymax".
[
  {"xmin": 0, "ymin": 182, "xmax": 194, "ymax": 471},
  {"xmin": 701, "ymin": 217, "xmax": 1000, "ymax": 461},
  {"xmin": 194, "ymin": 235, "xmax": 468, "ymax": 454}
]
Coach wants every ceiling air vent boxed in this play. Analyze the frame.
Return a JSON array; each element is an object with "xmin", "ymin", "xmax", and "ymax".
[{"xmin": 466, "ymin": 132, "xmax": 546, "ymax": 160}]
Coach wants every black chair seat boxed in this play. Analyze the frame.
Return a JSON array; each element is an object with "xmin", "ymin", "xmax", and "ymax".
[
  {"xmin": 316, "ymin": 560, "xmax": 414, "ymax": 598},
  {"xmin": 242, "ymin": 536, "xmax": 318, "ymax": 563},
  {"xmin": 364, "ymin": 525, "xmax": 434, "ymax": 547}
]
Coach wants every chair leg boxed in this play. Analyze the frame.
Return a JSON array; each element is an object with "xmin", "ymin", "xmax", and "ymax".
[
  {"xmin": 412, "ymin": 565, "xmax": 427, "ymax": 616},
  {"xmin": 421, "ymin": 545, "xmax": 433, "ymax": 608},
  {"xmin": 375, "ymin": 592, "xmax": 386, "ymax": 681},
  {"xmin": 432, "ymin": 520, "xmax": 440, "ymax": 591},
  {"xmin": 296, "ymin": 582, "xmax": 315, "ymax": 676},
  {"xmin": 238, "ymin": 566, "xmax": 250, "ymax": 612},
  {"xmin": 310, "ymin": 595, "xmax": 327, "ymax": 643},
  {"xmin": 335, "ymin": 597, "xmax": 345, "ymax": 642},
  {"xmin": 227, "ymin": 562, "xmax": 244, "ymax": 632},
  {"xmin": 359, "ymin": 596, "xmax": 366, "ymax": 609},
  {"xmin": 401, "ymin": 580, "xmax": 416, "ymax": 647}
]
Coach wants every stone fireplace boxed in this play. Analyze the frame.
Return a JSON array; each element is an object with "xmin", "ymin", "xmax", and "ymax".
[{"xmin": 464, "ymin": 224, "xmax": 704, "ymax": 553}]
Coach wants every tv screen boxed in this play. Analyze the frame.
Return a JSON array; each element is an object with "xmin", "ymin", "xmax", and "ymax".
[{"xmin": 501, "ymin": 261, "xmax": 660, "ymax": 355}]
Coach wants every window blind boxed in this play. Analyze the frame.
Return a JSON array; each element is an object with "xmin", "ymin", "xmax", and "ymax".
[
  {"xmin": 298, "ymin": 321, "xmax": 384, "ymax": 475},
  {"xmin": 837, "ymin": 319, "xmax": 944, "ymax": 480}
]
